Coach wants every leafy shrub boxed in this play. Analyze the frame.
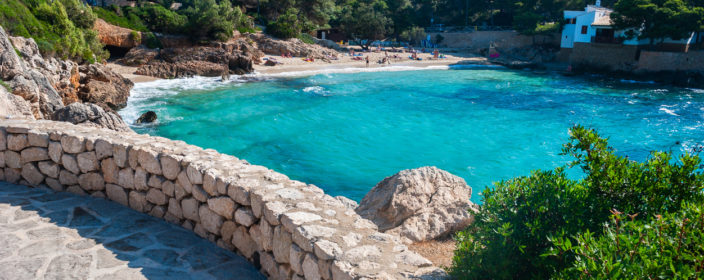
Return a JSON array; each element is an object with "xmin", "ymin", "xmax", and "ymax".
[
  {"xmin": 554, "ymin": 203, "xmax": 704, "ymax": 279},
  {"xmin": 298, "ymin": 33, "xmax": 316, "ymax": 44},
  {"xmin": 0, "ymin": 80, "xmax": 11, "ymax": 92},
  {"xmin": 142, "ymin": 32, "xmax": 162, "ymax": 49},
  {"xmin": 450, "ymin": 125, "xmax": 704, "ymax": 279},
  {"xmin": 266, "ymin": 8, "xmax": 302, "ymax": 39},
  {"xmin": 93, "ymin": 6, "xmax": 149, "ymax": 31},
  {"xmin": 130, "ymin": 30, "xmax": 141, "ymax": 44},
  {"xmin": 0, "ymin": 0, "xmax": 107, "ymax": 62}
]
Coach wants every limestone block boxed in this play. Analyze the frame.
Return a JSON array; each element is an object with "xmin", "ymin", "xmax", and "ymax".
[
  {"xmin": 260, "ymin": 252, "xmax": 278, "ymax": 277},
  {"xmin": 127, "ymin": 147, "xmax": 138, "ymax": 169},
  {"xmin": 78, "ymin": 172, "xmax": 105, "ymax": 191},
  {"xmin": 67, "ymin": 185, "xmax": 87, "ymax": 196},
  {"xmin": 167, "ymin": 198, "xmax": 183, "ymax": 219},
  {"xmin": 59, "ymin": 170, "xmax": 78, "ymax": 185},
  {"xmin": 5, "ymin": 168, "xmax": 21, "ymax": 183},
  {"xmin": 21, "ymin": 163, "xmax": 44, "ymax": 186},
  {"xmin": 48, "ymin": 141, "xmax": 62, "ymax": 163},
  {"xmin": 176, "ymin": 170, "xmax": 193, "ymax": 194},
  {"xmin": 162, "ymin": 180, "xmax": 175, "ymax": 197},
  {"xmin": 101, "ymin": 158, "xmax": 118, "ymax": 184},
  {"xmin": 160, "ymin": 154, "xmax": 180, "ymax": 180},
  {"xmin": 174, "ymin": 181, "xmax": 187, "ymax": 200},
  {"xmin": 192, "ymin": 185, "xmax": 208, "ymax": 202},
  {"xmin": 0, "ymin": 129, "xmax": 5, "ymax": 151},
  {"xmin": 203, "ymin": 172, "xmax": 217, "ymax": 196},
  {"xmin": 146, "ymin": 189, "xmax": 167, "ymax": 205},
  {"xmin": 263, "ymin": 201, "xmax": 290, "ymax": 226},
  {"xmin": 27, "ymin": 132, "xmax": 49, "ymax": 147},
  {"xmin": 38, "ymin": 161, "xmax": 59, "ymax": 178},
  {"xmin": 290, "ymin": 243, "xmax": 305, "ymax": 275},
  {"xmin": 134, "ymin": 167, "xmax": 148, "ymax": 191},
  {"xmin": 273, "ymin": 225, "xmax": 293, "ymax": 263},
  {"xmin": 45, "ymin": 178, "xmax": 63, "ymax": 191},
  {"xmin": 117, "ymin": 168, "xmax": 134, "ymax": 189},
  {"xmin": 106, "ymin": 184, "xmax": 128, "ymax": 206},
  {"xmin": 303, "ymin": 253, "xmax": 321, "ymax": 280},
  {"xmin": 216, "ymin": 178, "xmax": 228, "ymax": 196},
  {"xmin": 85, "ymin": 138, "xmax": 95, "ymax": 151},
  {"xmin": 220, "ymin": 221, "xmax": 237, "ymax": 244},
  {"xmin": 342, "ymin": 246, "xmax": 381, "ymax": 264},
  {"xmin": 318, "ymin": 259, "xmax": 332, "ymax": 280},
  {"xmin": 0, "ymin": 150, "xmax": 4, "ymax": 168},
  {"xmin": 186, "ymin": 164, "xmax": 203, "ymax": 184},
  {"xmin": 137, "ymin": 148, "xmax": 162, "ymax": 175},
  {"xmin": 279, "ymin": 264, "xmax": 294, "ymax": 280},
  {"xmin": 7, "ymin": 134, "xmax": 28, "ymax": 151},
  {"xmin": 129, "ymin": 191, "xmax": 147, "ymax": 212},
  {"xmin": 5, "ymin": 151, "xmax": 21, "ymax": 169},
  {"xmin": 259, "ymin": 219, "xmax": 274, "ymax": 251},
  {"xmin": 182, "ymin": 220, "xmax": 194, "ymax": 231},
  {"xmin": 181, "ymin": 198, "xmax": 200, "ymax": 222},
  {"xmin": 193, "ymin": 223, "xmax": 207, "ymax": 238},
  {"xmin": 207, "ymin": 197, "xmax": 235, "ymax": 219},
  {"xmin": 228, "ymin": 183, "xmax": 251, "ymax": 206},
  {"xmin": 331, "ymin": 261, "xmax": 355, "ymax": 280},
  {"xmin": 235, "ymin": 208, "xmax": 256, "ymax": 227},
  {"xmin": 95, "ymin": 139, "xmax": 112, "ymax": 160},
  {"xmin": 20, "ymin": 147, "xmax": 49, "ymax": 163},
  {"xmin": 314, "ymin": 239, "xmax": 343, "ymax": 261},
  {"xmin": 147, "ymin": 175, "xmax": 164, "ymax": 189},
  {"xmin": 395, "ymin": 250, "xmax": 432, "ymax": 267},
  {"xmin": 76, "ymin": 151, "xmax": 98, "ymax": 173},
  {"xmin": 281, "ymin": 212, "xmax": 323, "ymax": 233},
  {"xmin": 61, "ymin": 154, "xmax": 80, "ymax": 174},
  {"xmin": 292, "ymin": 225, "xmax": 336, "ymax": 252},
  {"xmin": 113, "ymin": 143, "xmax": 128, "ymax": 168},
  {"xmin": 342, "ymin": 233, "xmax": 362, "ymax": 248},
  {"xmin": 61, "ymin": 135, "xmax": 84, "ymax": 153},
  {"xmin": 150, "ymin": 205, "xmax": 166, "ymax": 218},
  {"xmin": 199, "ymin": 205, "xmax": 223, "ymax": 234}
]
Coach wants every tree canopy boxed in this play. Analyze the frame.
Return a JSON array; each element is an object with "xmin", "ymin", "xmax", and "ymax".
[{"xmin": 611, "ymin": 0, "xmax": 704, "ymax": 45}]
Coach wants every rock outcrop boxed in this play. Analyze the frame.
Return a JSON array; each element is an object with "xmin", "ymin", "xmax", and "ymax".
[
  {"xmin": 51, "ymin": 103, "xmax": 131, "ymax": 132},
  {"xmin": 117, "ymin": 46, "xmax": 160, "ymax": 66},
  {"xmin": 0, "ymin": 86, "xmax": 34, "ymax": 119},
  {"xmin": 135, "ymin": 40, "xmax": 261, "ymax": 78},
  {"xmin": 0, "ymin": 26, "xmax": 132, "ymax": 131},
  {"xmin": 136, "ymin": 111, "xmax": 157, "ymax": 124},
  {"xmin": 93, "ymin": 19, "xmax": 140, "ymax": 49},
  {"xmin": 356, "ymin": 166, "xmax": 476, "ymax": 243},
  {"xmin": 249, "ymin": 34, "xmax": 339, "ymax": 59}
]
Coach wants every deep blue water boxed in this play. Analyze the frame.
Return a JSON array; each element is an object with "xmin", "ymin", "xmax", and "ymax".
[{"xmin": 120, "ymin": 66, "xmax": 704, "ymax": 203}]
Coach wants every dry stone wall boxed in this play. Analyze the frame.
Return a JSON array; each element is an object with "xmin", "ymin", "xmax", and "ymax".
[{"xmin": 0, "ymin": 119, "xmax": 444, "ymax": 280}]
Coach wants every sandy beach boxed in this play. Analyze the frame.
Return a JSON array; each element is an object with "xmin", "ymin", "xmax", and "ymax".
[
  {"xmin": 107, "ymin": 49, "xmax": 489, "ymax": 83},
  {"xmin": 253, "ymin": 50, "xmax": 488, "ymax": 75}
]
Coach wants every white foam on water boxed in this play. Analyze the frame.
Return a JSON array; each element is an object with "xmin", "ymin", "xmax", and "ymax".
[
  {"xmin": 620, "ymin": 79, "xmax": 656, "ymax": 84},
  {"xmin": 659, "ymin": 105, "xmax": 680, "ymax": 116},
  {"xmin": 254, "ymin": 63, "xmax": 500, "ymax": 79}
]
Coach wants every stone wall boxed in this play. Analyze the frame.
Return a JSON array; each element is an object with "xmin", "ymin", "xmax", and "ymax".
[
  {"xmin": 427, "ymin": 31, "xmax": 559, "ymax": 50},
  {"xmin": 637, "ymin": 50, "xmax": 704, "ymax": 72},
  {"xmin": 569, "ymin": 42, "xmax": 640, "ymax": 71},
  {"xmin": 0, "ymin": 119, "xmax": 442, "ymax": 280}
]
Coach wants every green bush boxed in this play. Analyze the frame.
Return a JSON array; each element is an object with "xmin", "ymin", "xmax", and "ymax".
[
  {"xmin": 142, "ymin": 32, "xmax": 162, "ymax": 49},
  {"xmin": 298, "ymin": 33, "xmax": 316, "ymax": 44},
  {"xmin": 0, "ymin": 0, "xmax": 107, "ymax": 63},
  {"xmin": 450, "ymin": 125, "xmax": 704, "ymax": 279},
  {"xmin": 554, "ymin": 203, "xmax": 704, "ymax": 279},
  {"xmin": 266, "ymin": 8, "xmax": 302, "ymax": 39},
  {"xmin": 93, "ymin": 6, "xmax": 149, "ymax": 31}
]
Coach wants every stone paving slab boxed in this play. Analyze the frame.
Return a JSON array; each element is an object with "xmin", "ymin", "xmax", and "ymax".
[{"xmin": 0, "ymin": 182, "xmax": 265, "ymax": 280}]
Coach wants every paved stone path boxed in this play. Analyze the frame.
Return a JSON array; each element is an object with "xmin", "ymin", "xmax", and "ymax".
[{"xmin": 0, "ymin": 182, "xmax": 265, "ymax": 280}]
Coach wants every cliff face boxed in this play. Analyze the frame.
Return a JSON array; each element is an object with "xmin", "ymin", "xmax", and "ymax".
[{"xmin": 0, "ymin": 26, "xmax": 132, "ymax": 132}]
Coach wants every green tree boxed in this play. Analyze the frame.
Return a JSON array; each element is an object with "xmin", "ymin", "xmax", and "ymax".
[
  {"xmin": 338, "ymin": 0, "xmax": 392, "ymax": 49},
  {"xmin": 450, "ymin": 125, "xmax": 704, "ymax": 279},
  {"xmin": 611, "ymin": 0, "xmax": 700, "ymax": 46}
]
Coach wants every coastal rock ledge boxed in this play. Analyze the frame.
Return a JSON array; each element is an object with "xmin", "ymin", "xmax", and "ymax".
[{"xmin": 357, "ymin": 167, "xmax": 476, "ymax": 243}]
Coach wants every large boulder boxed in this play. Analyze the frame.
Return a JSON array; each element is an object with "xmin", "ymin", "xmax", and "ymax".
[
  {"xmin": 356, "ymin": 166, "xmax": 476, "ymax": 243},
  {"xmin": 117, "ymin": 46, "xmax": 160, "ymax": 66},
  {"xmin": 93, "ymin": 19, "xmax": 140, "ymax": 49},
  {"xmin": 248, "ymin": 34, "xmax": 339, "ymax": 59},
  {"xmin": 135, "ymin": 45, "xmax": 255, "ymax": 78},
  {"xmin": 78, "ymin": 64, "xmax": 134, "ymax": 110},
  {"xmin": 51, "ymin": 103, "xmax": 131, "ymax": 132}
]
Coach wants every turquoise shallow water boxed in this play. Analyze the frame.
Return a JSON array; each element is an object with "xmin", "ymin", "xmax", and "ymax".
[{"xmin": 120, "ymin": 66, "xmax": 704, "ymax": 203}]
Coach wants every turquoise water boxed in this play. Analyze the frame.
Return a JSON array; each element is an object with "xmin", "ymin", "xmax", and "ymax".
[{"xmin": 120, "ymin": 66, "xmax": 704, "ymax": 203}]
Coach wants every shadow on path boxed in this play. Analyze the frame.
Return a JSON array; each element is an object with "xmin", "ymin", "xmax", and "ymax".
[{"xmin": 0, "ymin": 182, "xmax": 265, "ymax": 280}]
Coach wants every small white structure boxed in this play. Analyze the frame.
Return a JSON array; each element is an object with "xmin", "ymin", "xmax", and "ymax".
[{"xmin": 561, "ymin": 1, "xmax": 700, "ymax": 52}]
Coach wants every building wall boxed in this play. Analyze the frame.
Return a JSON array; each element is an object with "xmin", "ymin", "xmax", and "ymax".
[
  {"xmin": 574, "ymin": 12, "xmax": 596, "ymax": 43},
  {"xmin": 561, "ymin": 24, "xmax": 576, "ymax": 48},
  {"xmin": 637, "ymin": 50, "xmax": 704, "ymax": 71},
  {"xmin": 428, "ymin": 31, "xmax": 559, "ymax": 50},
  {"xmin": 570, "ymin": 42, "xmax": 639, "ymax": 71}
]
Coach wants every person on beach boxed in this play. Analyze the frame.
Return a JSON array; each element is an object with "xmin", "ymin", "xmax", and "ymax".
[
  {"xmin": 365, "ymin": 56, "xmax": 369, "ymax": 67},
  {"xmin": 433, "ymin": 49, "xmax": 439, "ymax": 59}
]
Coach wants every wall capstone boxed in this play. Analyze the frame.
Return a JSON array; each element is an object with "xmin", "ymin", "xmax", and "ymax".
[{"xmin": 0, "ymin": 119, "xmax": 445, "ymax": 279}]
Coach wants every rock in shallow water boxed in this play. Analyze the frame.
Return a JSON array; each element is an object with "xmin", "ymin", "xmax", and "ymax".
[
  {"xmin": 356, "ymin": 166, "xmax": 476, "ymax": 243},
  {"xmin": 136, "ymin": 111, "xmax": 157, "ymax": 124}
]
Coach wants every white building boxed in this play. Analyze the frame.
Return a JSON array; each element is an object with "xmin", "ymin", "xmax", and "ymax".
[{"xmin": 561, "ymin": 1, "xmax": 700, "ymax": 52}]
